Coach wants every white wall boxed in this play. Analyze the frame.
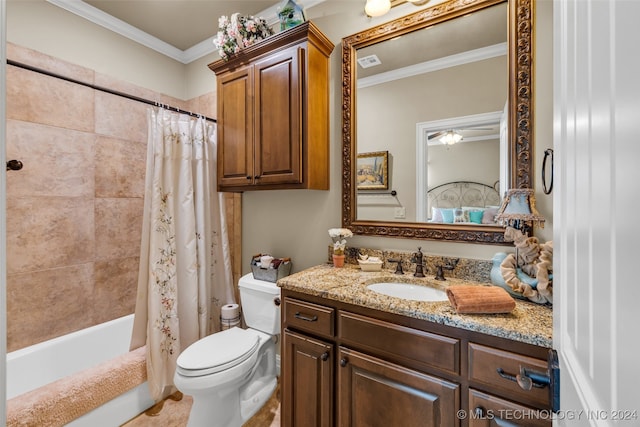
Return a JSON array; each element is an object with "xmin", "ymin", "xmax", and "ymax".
[{"xmin": 6, "ymin": 0, "xmax": 554, "ymax": 273}]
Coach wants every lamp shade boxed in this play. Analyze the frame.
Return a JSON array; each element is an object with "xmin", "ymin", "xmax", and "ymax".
[
  {"xmin": 365, "ymin": 0, "xmax": 391, "ymax": 17},
  {"xmin": 494, "ymin": 188, "xmax": 545, "ymax": 231}
]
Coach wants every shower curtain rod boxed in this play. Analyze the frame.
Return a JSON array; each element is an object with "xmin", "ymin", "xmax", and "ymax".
[{"xmin": 7, "ymin": 59, "xmax": 217, "ymax": 123}]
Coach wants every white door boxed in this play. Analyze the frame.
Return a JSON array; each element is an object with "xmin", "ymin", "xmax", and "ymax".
[{"xmin": 554, "ymin": 0, "xmax": 640, "ymax": 424}]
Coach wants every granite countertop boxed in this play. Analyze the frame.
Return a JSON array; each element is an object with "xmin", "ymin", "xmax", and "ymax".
[{"xmin": 277, "ymin": 264, "xmax": 552, "ymax": 348}]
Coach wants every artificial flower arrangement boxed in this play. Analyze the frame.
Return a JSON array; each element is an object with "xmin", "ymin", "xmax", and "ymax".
[
  {"xmin": 328, "ymin": 228, "xmax": 353, "ymax": 255},
  {"xmin": 214, "ymin": 13, "xmax": 274, "ymax": 61}
]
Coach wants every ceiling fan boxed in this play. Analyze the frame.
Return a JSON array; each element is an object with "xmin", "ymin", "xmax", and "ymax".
[{"xmin": 427, "ymin": 126, "xmax": 495, "ymax": 145}]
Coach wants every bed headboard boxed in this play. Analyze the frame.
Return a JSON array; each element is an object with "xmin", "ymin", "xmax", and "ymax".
[{"xmin": 427, "ymin": 181, "xmax": 502, "ymax": 224}]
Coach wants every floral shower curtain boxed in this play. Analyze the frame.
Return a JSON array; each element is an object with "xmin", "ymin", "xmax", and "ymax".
[{"xmin": 130, "ymin": 108, "xmax": 235, "ymax": 402}]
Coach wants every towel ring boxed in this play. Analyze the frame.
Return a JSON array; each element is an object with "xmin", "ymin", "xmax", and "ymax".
[{"xmin": 542, "ymin": 149, "xmax": 554, "ymax": 195}]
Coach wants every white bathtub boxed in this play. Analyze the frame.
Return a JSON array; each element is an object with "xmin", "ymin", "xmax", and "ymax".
[{"xmin": 6, "ymin": 314, "xmax": 155, "ymax": 426}]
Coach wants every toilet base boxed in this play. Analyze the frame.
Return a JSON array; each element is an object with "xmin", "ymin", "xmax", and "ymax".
[{"xmin": 185, "ymin": 375, "xmax": 277, "ymax": 427}]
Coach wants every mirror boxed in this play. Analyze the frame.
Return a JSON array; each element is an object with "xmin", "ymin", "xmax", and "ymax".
[{"xmin": 341, "ymin": 0, "xmax": 534, "ymax": 244}]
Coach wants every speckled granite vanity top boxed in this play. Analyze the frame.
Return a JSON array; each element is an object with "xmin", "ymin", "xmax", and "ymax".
[{"xmin": 277, "ymin": 264, "xmax": 552, "ymax": 348}]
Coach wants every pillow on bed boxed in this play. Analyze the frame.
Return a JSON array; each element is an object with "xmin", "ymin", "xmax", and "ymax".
[
  {"xmin": 441, "ymin": 208, "xmax": 455, "ymax": 224},
  {"xmin": 468, "ymin": 209, "xmax": 484, "ymax": 224},
  {"xmin": 482, "ymin": 207, "xmax": 499, "ymax": 224},
  {"xmin": 431, "ymin": 207, "xmax": 444, "ymax": 222},
  {"xmin": 454, "ymin": 208, "xmax": 466, "ymax": 223}
]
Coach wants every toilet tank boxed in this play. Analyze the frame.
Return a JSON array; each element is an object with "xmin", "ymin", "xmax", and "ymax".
[{"xmin": 238, "ymin": 273, "xmax": 281, "ymax": 335}]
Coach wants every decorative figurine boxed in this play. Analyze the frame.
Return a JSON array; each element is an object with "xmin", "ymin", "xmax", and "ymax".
[{"xmin": 278, "ymin": 0, "xmax": 305, "ymax": 31}]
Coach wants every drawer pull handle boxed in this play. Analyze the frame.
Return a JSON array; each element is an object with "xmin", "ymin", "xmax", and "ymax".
[
  {"xmin": 294, "ymin": 312, "xmax": 318, "ymax": 322},
  {"xmin": 340, "ymin": 357, "xmax": 348, "ymax": 367},
  {"xmin": 475, "ymin": 407, "xmax": 516, "ymax": 426},
  {"xmin": 497, "ymin": 367, "xmax": 549, "ymax": 390},
  {"xmin": 320, "ymin": 351, "xmax": 329, "ymax": 361}
]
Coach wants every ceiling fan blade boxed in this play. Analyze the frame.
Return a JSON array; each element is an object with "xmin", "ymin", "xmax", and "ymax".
[{"xmin": 428, "ymin": 131, "xmax": 446, "ymax": 140}]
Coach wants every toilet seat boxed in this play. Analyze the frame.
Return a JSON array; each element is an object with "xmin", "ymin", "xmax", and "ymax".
[{"xmin": 176, "ymin": 328, "xmax": 260, "ymax": 377}]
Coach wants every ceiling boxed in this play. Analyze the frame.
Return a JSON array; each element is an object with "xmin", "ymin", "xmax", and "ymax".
[{"xmin": 46, "ymin": 0, "xmax": 326, "ymax": 64}]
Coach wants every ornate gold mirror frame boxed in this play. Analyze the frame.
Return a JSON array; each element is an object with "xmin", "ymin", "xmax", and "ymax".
[{"xmin": 341, "ymin": 0, "xmax": 534, "ymax": 244}]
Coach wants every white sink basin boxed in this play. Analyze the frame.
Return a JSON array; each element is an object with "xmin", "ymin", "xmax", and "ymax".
[{"xmin": 366, "ymin": 282, "xmax": 449, "ymax": 302}]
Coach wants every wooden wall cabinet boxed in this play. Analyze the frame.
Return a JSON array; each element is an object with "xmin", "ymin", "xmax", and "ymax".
[
  {"xmin": 281, "ymin": 290, "xmax": 553, "ymax": 426},
  {"xmin": 209, "ymin": 22, "xmax": 334, "ymax": 192}
]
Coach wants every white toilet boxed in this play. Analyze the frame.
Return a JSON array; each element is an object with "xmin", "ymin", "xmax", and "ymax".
[{"xmin": 174, "ymin": 273, "xmax": 281, "ymax": 427}]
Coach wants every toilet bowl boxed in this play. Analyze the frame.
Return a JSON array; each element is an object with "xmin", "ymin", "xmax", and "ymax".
[{"xmin": 174, "ymin": 273, "xmax": 281, "ymax": 427}]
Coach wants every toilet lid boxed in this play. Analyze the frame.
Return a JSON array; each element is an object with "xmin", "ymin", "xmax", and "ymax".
[{"xmin": 176, "ymin": 328, "xmax": 260, "ymax": 377}]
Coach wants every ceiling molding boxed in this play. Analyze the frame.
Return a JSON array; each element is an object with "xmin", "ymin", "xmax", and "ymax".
[
  {"xmin": 357, "ymin": 42, "xmax": 507, "ymax": 89},
  {"xmin": 47, "ymin": 0, "xmax": 326, "ymax": 64}
]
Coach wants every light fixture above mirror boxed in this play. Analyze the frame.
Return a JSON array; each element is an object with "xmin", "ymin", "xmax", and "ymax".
[{"xmin": 365, "ymin": 0, "xmax": 431, "ymax": 17}]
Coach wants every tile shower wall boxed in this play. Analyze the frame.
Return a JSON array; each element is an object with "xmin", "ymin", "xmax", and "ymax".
[{"xmin": 5, "ymin": 43, "xmax": 234, "ymax": 352}]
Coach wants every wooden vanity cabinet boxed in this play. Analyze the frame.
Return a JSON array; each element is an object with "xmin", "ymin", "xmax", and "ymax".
[
  {"xmin": 208, "ymin": 22, "xmax": 334, "ymax": 192},
  {"xmin": 337, "ymin": 347, "xmax": 460, "ymax": 426},
  {"xmin": 282, "ymin": 329, "xmax": 333, "ymax": 427},
  {"xmin": 281, "ymin": 290, "xmax": 552, "ymax": 426}
]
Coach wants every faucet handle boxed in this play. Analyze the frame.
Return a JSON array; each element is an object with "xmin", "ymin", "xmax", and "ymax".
[{"xmin": 387, "ymin": 259, "xmax": 404, "ymax": 275}]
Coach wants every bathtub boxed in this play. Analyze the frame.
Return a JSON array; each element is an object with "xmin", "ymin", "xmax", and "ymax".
[{"xmin": 6, "ymin": 314, "xmax": 155, "ymax": 426}]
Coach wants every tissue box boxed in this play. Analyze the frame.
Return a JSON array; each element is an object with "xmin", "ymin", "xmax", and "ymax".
[
  {"xmin": 358, "ymin": 259, "xmax": 383, "ymax": 272},
  {"xmin": 250, "ymin": 254, "xmax": 292, "ymax": 283}
]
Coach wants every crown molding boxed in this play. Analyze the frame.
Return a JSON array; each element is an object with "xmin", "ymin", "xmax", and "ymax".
[
  {"xmin": 357, "ymin": 42, "xmax": 507, "ymax": 89},
  {"xmin": 48, "ymin": 0, "xmax": 327, "ymax": 64}
]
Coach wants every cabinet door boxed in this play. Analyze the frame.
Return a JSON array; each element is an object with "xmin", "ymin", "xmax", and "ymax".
[
  {"xmin": 337, "ymin": 347, "xmax": 460, "ymax": 427},
  {"xmin": 253, "ymin": 46, "xmax": 302, "ymax": 185},
  {"xmin": 217, "ymin": 65, "xmax": 254, "ymax": 188},
  {"xmin": 282, "ymin": 329, "xmax": 333, "ymax": 427}
]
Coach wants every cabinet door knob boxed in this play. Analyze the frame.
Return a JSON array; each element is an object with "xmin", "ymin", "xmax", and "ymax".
[
  {"xmin": 474, "ymin": 406, "xmax": 486, "ymax": 418},
  {"xmin": 246, "ymin": 176, "xmax": 252, "ymax": 180},
  {"xmin": 254, "ymin": 175, "xmax": 261, "ymax": 179},
  {"xmin": 320, "ymin": 351, "xmax": 329, "ymax": 361},
  {"xmin": 340, "ymin": 357, "xmax": 348, "ymax": 367}
]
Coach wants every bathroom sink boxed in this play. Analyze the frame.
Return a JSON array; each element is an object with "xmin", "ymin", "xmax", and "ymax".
[{"xmin": 366, "ymin": 282, "xmax": 449, "ymax": 302}]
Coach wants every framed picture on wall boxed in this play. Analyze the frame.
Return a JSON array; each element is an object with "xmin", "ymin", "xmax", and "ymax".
[{"xmin": 356, "ymin": 151, "xmax": 389, "ymax": 190}]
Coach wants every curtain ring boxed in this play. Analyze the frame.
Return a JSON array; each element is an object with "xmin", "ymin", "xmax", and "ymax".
[{"xmin": 542, "ymin": 148, "xmax": 554, "ymax": 194}]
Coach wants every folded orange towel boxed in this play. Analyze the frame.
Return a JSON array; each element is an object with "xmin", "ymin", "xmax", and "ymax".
[{"xmin": 446, "ymin": 285, "xmax": 516, "ymax": 314}]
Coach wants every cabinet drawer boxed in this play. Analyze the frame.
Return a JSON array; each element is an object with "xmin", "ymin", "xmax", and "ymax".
[
  {"xmin": 469, "ymin": 389, "xmax": 551, "ymax": 426},
  {"xmin": 338, "ymin": 311, "xmax": 460, "ymax": 375},
  {"xmin": 468, "ymin": 343, "xmax": 549, "ymax": 408},
  {"xmin": 283, "ymin": 298, "xmax": 335, "ymax": 338}
]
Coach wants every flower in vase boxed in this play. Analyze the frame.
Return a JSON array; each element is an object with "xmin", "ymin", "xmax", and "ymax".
[
  {"xmin": 328, "ymin": 228, "xmax": 353, "ymax": 255},
  {"xmin": 214, "ymin": 13, "xmax": 274, "ymax": 61}
]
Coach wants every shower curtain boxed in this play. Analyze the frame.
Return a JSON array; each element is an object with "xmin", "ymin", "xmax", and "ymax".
[{"xmin": 131, "ymin": 108, "xmax": 235, "ymax": 402}]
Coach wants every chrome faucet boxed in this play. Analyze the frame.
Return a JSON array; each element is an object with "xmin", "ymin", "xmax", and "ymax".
[{"xmin": 411, "ymin": 247, "xmax": 426, "ymax": 278}]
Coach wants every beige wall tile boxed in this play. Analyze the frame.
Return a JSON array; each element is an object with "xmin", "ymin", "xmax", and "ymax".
[
  {"xmin": 7, "ymin": 65, "xmax": 95, "ymax": 133},
  {"xmin": 93, "ymin": 257, "xmax": 140, "ymax": 324},
  {"xmin": 6, "ymin": 263, "xmax": 95, "ymax": 352},
  {"xmin": 95, "ymin": 136, "xmax": 146, "ymax": 198},
  {"xmin": 6, "ymin": 197, "xmax": 95, "ymax": 275},
  {"xmin": 5, "ymin": 43, "xmax": 240, "ymax": 349},
  {"xmin": 6, "ymin": 120, "xmax": 95, "ymax": 198},
  {"xmin": 94, "ymin": 91, "xmax": 148, "ymax": 143},
  {"xmin": 95, "ymin": 71, "xmax": 157, "ymax": 102},
  {"xmin": 95, "ymin": 198, "xmax": 144, "ymax": 260},
  {"xmin": 7, "ymin": 42, "xmax": 95, "ymax": 87}
]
